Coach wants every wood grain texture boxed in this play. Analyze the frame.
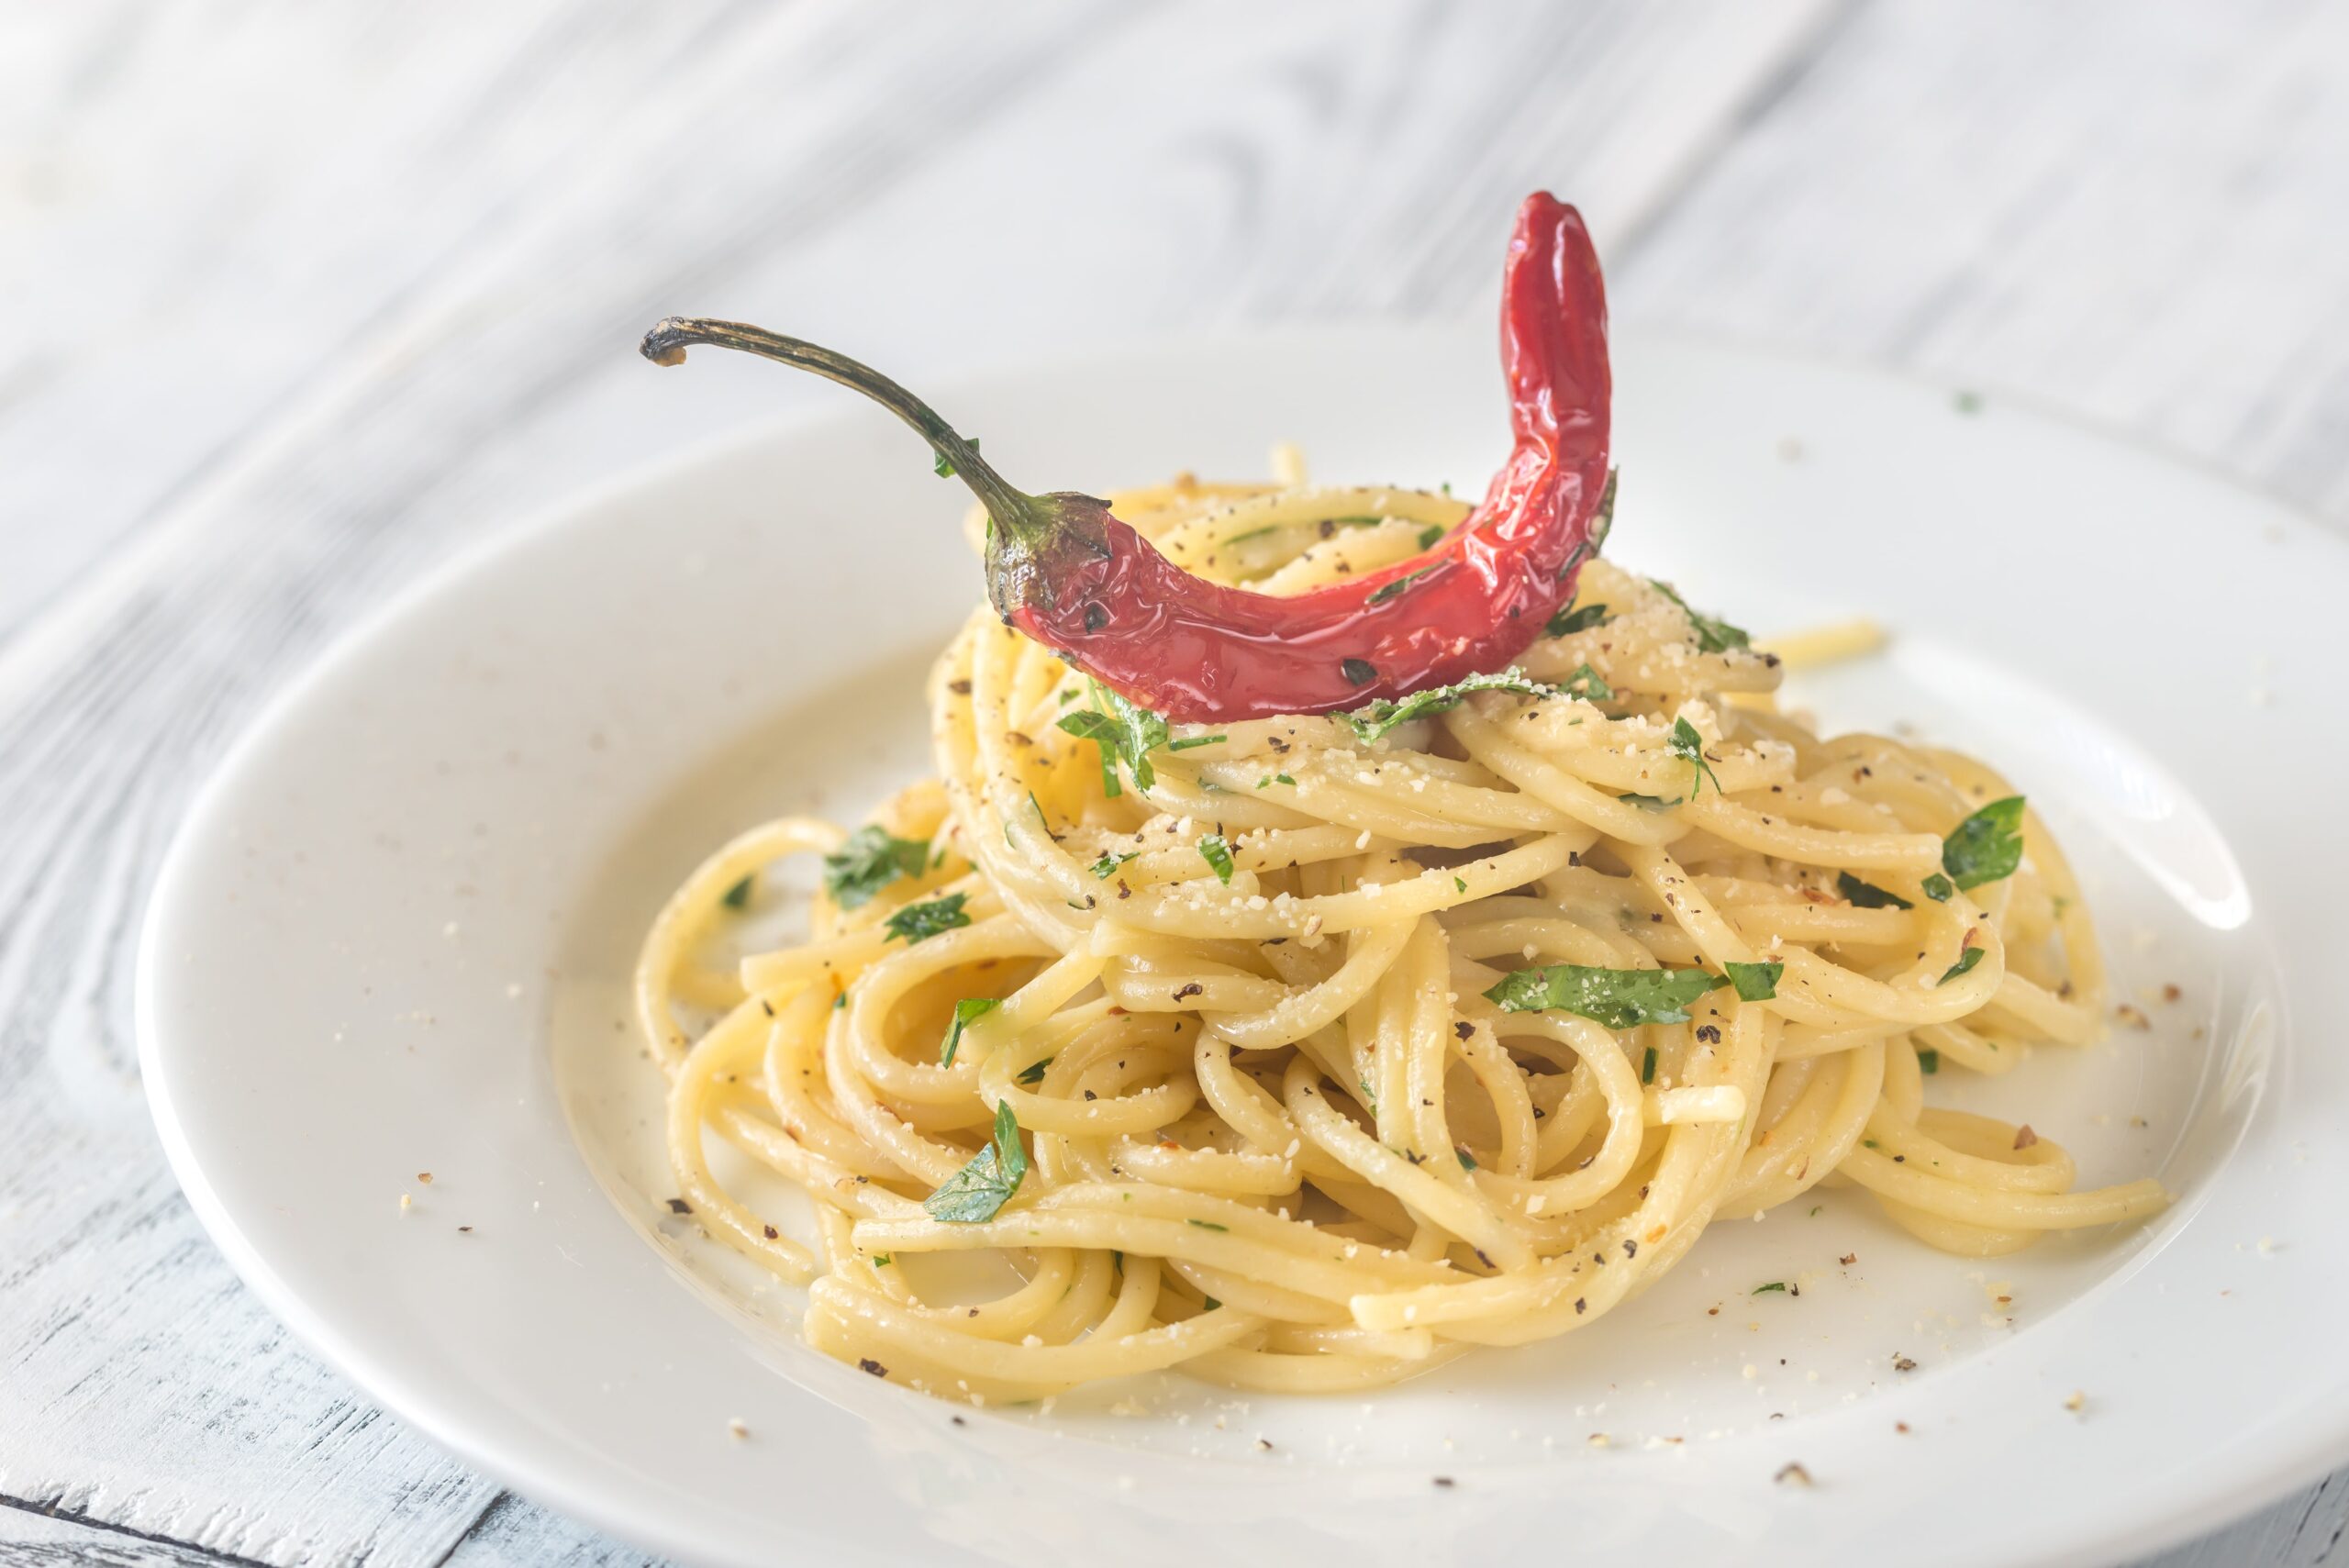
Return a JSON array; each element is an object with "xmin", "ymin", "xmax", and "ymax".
[{"xmin": 3, "ymin": 1, "xmax": 2343, "ymax": 1564}]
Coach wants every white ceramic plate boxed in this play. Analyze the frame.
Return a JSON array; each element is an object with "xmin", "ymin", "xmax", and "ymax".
[{"xmin": 141, "ymin": 327, "xmax": 2349, "ymax": 1568}]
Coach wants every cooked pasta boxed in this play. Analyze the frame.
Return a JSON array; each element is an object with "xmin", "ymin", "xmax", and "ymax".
[{"xmin": 634, "ymin": 469, "xmax": 2166, "ymax": 1406}]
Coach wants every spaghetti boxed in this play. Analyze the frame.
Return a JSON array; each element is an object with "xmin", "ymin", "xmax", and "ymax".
[{"xmin": 634, "ymin": 471, "xmax": 2166, "ymax": 1406}]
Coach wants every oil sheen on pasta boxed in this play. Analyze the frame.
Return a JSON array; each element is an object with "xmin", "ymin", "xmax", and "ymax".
[{"xmin": 633, "ymin": 468, "xmax": 2166, "ymax": 1406}]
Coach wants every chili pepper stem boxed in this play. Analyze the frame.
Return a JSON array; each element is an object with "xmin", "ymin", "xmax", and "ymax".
[{"xmin": 639, "ymin": 317, "xmax": 1043, "ymax": 538}]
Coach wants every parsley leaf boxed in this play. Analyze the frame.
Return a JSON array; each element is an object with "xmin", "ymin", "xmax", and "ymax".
[
  {"xmin": 1483, "ymin": 964, "xmax": 1726, "ymax": 1029},
  {"xmin": 1942, "ymin": 796, "xmax": 2026, "ymax": 891},
  {"xmin": 1753, "ymin": 1281, "xmax": 1788, "ymax": 1296},
  {"xmin": 1939, "ymin": 946, "xmax": 1985, "ymax": 985},
  {"xmin": 1917, "ymin": 1048, "xmax": 1941, "ymax": 1075},
  {"xmin": 822, "ymin": 826, "xmax": 930, "ymax": 909},
  {"xmin": 721, "ymin": 873, "xmax": 753, "ymax": 910},
  {"xmin": 1342, "ymin": 668, "xmax": 1553, "ymax": 744},
  {"xmin": 1921, "ymin": 873, "xmax": 1954, "ymax": 902},
  {"xmin": 1197, "ymin": 834, "xmax": 1235, "ymax": 884},
  {"xmin": 1837, "ymin": 872, "xmax": 1912, "ymax": 910},
  {"xmin": 1090, "ymin": 851, "xmax": 1139, "ymax": 879},
  {"xmin": 1057, "ymin": 681, "xmax": 1209, "ymax": 796},
  {"xmin": 1562, "ymin": 662, "xmax": 1612, "ymax": 702},
  {"xmin": 1725, "ymin": 961, "xmax": 1782, "ymax": 1001},
  {"xmin": 1669, "ymin": 717, "xmax": 1721, "ymax": 797},
  {"xmin": 923, "ymin": 1100, "xmax": 1028, "ymax": 1223},
  {"xmin": 1649, "ymin": 579, "xmax": 1751, "ymax": 654},
  {"xmin": 932, "ymin": 437, "xmax": 979, "ymax": 478},
  {"xmin": 1546, "ymin": 602, "xmax": 1610, "ymax": 638},
  {"xmin": 1457, "ymin": 1148, "xmax": 1477, "ymax": 1171},
  {"xmin": 1016, "ymin": 1056, "xmax": 1052, "ymax": 1085},
  {"xmin": 939, "ymin": 997, "xmax": 999, "ymax": 1067},
  {"xmin": 1366, "ymin": 563, "xmax": 1445, "ymax": 606},
  {"xmin": 885, "ymin": 893, "xmax": 971, "ymax": 944}
]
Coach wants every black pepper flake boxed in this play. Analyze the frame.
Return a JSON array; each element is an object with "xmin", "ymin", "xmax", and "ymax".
[
  {"xmin": 1696, "ymin": 1024, "xmax": 1721, "ymax": 1044},
  {"xmin": 1083, "ymin": 603, "xmax": 1108, "ymax": 632},
  {"xmin": 665, "ymin": 1197, "xmax": 693, "ymax": 1215},
  {"xmin": 947, "ymin": 679, "xmax": 972, "ymax": 695},
  {"xmin": 1341, "ymin": 658, "xmax": 1378, "ymax": 685},
  {"xmin": 457, "ymin": 1225, "xmax": 473, "ymax": 1233},
  {"xmin": 763, "ymin": 1224, "xmax": 780, "ymax": 1240},
  {"xmin": 1432, "ymin": 1476, "xmax": 1456, "ymax": 1488},
  {"xmin": 759, "ymin": 998, "xmax": 774, "ymax": 1018},
  {"xmin": 1173, "ymin": 982, "xmax": 1204, "ymax": 1000},
  {"xmin": 1575, "ymin": 1297, "xmax": 1587, "ymax": 1315},
  {"xmin": 1892, "ymin": 1354, "xmax": 1917, "ymax": 1373},
  {"xmin": 858, "ymin": 1358, "xmax": 888, "ymax": 1377},
  {"xmin": 1622, "ymin": 1239, "xmax": 1638, "ymax": 1258},
  {"xmin": 1453, "ymin": 1020, "xmax": 1474, "ymax": 1040}
]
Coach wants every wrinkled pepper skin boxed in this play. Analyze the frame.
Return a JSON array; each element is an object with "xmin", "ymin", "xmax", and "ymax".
[{"xmin": 642, "ymin": 191, "xmax": 1611, "ymax": 724}]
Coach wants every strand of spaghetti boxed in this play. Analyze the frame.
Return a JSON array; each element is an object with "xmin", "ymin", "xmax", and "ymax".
[{"xmin": 637, "ymin": 817, "xmax": 844, "ymax": 1071}]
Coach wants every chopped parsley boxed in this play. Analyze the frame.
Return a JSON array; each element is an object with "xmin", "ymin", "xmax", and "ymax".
[
  {"xmin": 1255, "ymin": 773, "xmax": 1297, "ymax": 789},
  {"xmin": 1016, "ymin": 1056, "xmax": 1053, "ymax": 1085},
  {"xmin": 1942, "ymin": 796, "xmax": 2026, "ymax": 890},
  {"xmin": 1197, "ymin": 834, "xmax": 1234, "ymax": 884},
  {"xmin": 1090, "ymin": 851, "xmax": 1139, "ymax": 879},
  {"xmin": 1186, "ymin": 1218, "xmax": 1230, "ymax": 1231},
  {"xmin": 923, "ymin": 1100, "xmax": 1028, "ymax": 1223},
  {"xmin": 1562, "ymin": 662, "xmax": 1612, "ymax": 702},
  {"xmin": 822, "ymin": 826, "xmax": 930, "ymax": 909},
  {"xmin": 1619, "ymin": 792, "xmax": 1681, "ymax": 810},
  {"xmin": 1837, "ymin": 872, "xmax": 1912, "ymax": 910},
  {"xmin": 1917, "ymin": 1048, "xmax": 1941, "ymax": 1075},
  {"xmin": 1366, "ymin": 562, "xmax": 1444, "ymax": 605},
  {"xmin": 1054, "ymin": 681, "xmax": 1219, "ymax": 795},
  {"xmin": 1939, "ymin": 946, "xmax": 1985, "ymax": 985},
  {"xmin": 1641, "ymin": 1045, "xmax": 1658, "ymax": 1084},
  {"xmin": 1418, "ymin": 525, "xmax": 1446, "ymax": 550},
  {"xmin": 884, "ymin": 892, "xmax": 971, "ymax": 944},
  {"xmin": 1342, "ymin": 668, "xmax": 1553, "ymax": 744},
  {"xmin": 1669, "ymin": 717, "xmax": 1721, "ymax": 797},
  {"xmin": 939, "ymin": 997, "xmax": 999, "ymax": 1067},
  {"xmin": 1484, "ymin": 964, "xmax": 1725, "ymax": 1029},
  {"xmin": 1546, "ymin": 601, "xmax": 1610, "ymax": 638},
  {"xmin": 1725, "ymin": 961, "xmax": 1783, "ymax": 1001},
  {"xmin": 1649, "ymin": 579, "xmax": 1751, "ymax": 654},
  {"xmin": 721, "ymin": 873, "xmax": 754, "ymax": 910},
  {"xmin": 1921, "ymin": 873, "xmax": 1955, "ymax": 903},
  {"xmin": 1457, "ymin": 1148, "xmax": 1477, "ymax": 1171},
  {"xmin": 932, "ymin": 437, "xmax": 979, "ymax": 478},
  {"xmin": 1752, "ymin": 1281, "xmax": 1788, "ymax": 1296},
  {"xmin": 1453, "ymin": 875, "xmax": 1469, "ymax": 894}
]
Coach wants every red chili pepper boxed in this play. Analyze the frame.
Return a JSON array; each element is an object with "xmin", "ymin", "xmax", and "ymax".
[{"xmin": 641, "ymin": 191, "xmax": 1610, "ymax": 723}]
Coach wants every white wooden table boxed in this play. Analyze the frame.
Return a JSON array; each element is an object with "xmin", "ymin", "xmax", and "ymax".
[{"xmin": 6, "ymin": 4, "xmax": 2346, "ymax": 1563}]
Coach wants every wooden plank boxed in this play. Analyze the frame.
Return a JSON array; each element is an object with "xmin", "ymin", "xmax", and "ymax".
[
  {"xmin": 0, "ymin": 1498, "xmax": 256, "ymax": 1567},
  {"xmin": 1619, "ymin": 0, "xmax": 2349, "ymax": 523},
  {"xmin": 438, "ymin": 1495, "xmax": 664, "ymax": 1568},
  {"xmin": 0, "ymin": 3, "xmax": 1839, "ymax": 1565},
  {"xmin": 2143, "ymin": 1471, "xmax": 2349, "ymax": 1568}
]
